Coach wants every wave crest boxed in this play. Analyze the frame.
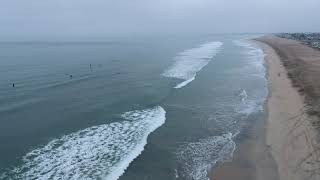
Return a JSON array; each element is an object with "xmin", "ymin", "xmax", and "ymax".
[
  {"xmin": 2, "ymin": 106, "xmax": 166, "ymax": 180},
  {"xmin": 163, "ymin": 42, "xmax": 223, "ymax": 88}
]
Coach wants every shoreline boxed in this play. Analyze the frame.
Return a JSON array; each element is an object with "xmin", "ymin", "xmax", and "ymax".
[
  {"xmin": 211, "ymin": 36, "xmax": 320, "ymax": 180},
  {"xmin": 209, "ymin": 40, "xmax": 278, "ymax": 180},
  {"xmin": 209, "ymin": 113, "xmax": 278, "ymax": 180}
]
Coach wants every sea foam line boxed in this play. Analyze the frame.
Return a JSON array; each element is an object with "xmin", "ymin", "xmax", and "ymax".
[
  {"xmin": 1, "ymin": 106, "xmax": 166, "ymax": 180},
  {"xmin": 233, "ymin": 40, "xmax": 266, "ymax": 75},
  {"xmin": 163, "ymin": 41, "xmax": 223, "ymax": 89},
  {"xmin": 176, "ymin": 133, "xmax": 237, "ymax": 180},
  {"xmin": 233, "ymin": 40, "xmax": 268, "ymax": 115}
]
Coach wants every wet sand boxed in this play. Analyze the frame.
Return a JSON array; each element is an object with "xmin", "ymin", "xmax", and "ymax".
[
  {"xmin": 211, "ymin": 36, "xmax": 320, "ymax": 180},
  {"xmin": 210, "ymin": 114, "xmax": 278, "ymax": 180}
]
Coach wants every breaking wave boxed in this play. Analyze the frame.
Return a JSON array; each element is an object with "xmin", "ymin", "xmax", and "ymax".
[
  {"xmin": 233, "ymin": 40, "xmax": 265, "ymax": 77},
  {"xmin": 233, "ymin": 40, "xmax": 267, "ymax": 115},
  {"xmin": 174, "ymin": 40, "xmax": 267, "ymax": 180},
  {"xmin": 176, "ymin": 133, "xmax": 237, "ymax": 180},
  {"xmin": 236, "ymin": 89, "xmax": 263, "ymax": 115},
  {"xmin": 163, "ymin": 42, "xmax": 223, "ymax": 88},
  {"xmin": 1, "ymin": 106, "xmax": 166, "ymax": 180}
]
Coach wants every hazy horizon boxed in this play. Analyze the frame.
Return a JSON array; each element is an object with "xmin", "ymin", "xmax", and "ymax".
[{"xmin": 1, "ymin": 0, "xmax": 320, "ymax": 39}]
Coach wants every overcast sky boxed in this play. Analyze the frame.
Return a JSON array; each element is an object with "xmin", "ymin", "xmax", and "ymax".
[{"xmin": 0, "ymin": 0, "xmax": 319, "ymax": 38}]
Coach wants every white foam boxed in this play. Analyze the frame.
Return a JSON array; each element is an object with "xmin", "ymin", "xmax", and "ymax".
[
  {"xmin": 2, "ymin": 106, "xmax": 166, "ymax": 180},
  {"xmin": 174, "ymin": 76, "xmax": 195, "ymax": 88},
  {"xmin": 238, "ymin": 99, "xmax": 261, "ymax": 115},
  {"xmin": 233, "ymin": 40, "xmax": 268, "ymax": 116},
  {"xmin": 233, "ymin": 40, "xmax": 266, "ymax": 77},
  {"xmin": 163, "ymin": 42, "xmax": 223, "ymax": 88},
  {"xmin": 235, "ymin": 88, "xmax": 264, "ymax": 116},
  {"xmin": 239, "ymin": 89, "xmax": 248, "ymax": 102},
  {"xmin": 176, "ymin": 133, "xmax": 236, "ymax": 180}
]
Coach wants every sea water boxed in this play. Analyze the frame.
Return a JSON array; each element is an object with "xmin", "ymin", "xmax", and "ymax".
[{"xmin": 0, "ymin": 34, "xmax": 267, "ymax": 180}]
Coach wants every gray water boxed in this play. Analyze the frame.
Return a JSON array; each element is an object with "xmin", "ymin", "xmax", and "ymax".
[{"xmin": 0, "ymin": 34, "xmax": 267, "ymax": 180}]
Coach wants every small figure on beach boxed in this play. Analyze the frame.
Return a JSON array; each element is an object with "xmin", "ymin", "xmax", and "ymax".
[
  {"xmin": 70, "ymin": 74, "xmax": 73, "ymax": 79},
  {"xmin": 90, "ymin": 64, "xmax": 92, "ymax": 71},
  {"xmin": 12, "ymin": 83, "xmax": 15, "ymax": 87}
]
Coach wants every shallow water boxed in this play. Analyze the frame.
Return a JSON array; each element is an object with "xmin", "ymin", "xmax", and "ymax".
[{"xmin": 0, "ymin": 34, "xmax": 267, "ymax": 180}]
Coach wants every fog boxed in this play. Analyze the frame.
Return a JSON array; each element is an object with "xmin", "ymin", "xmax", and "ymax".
[{"xmin": 0, "ymin": 0, "xmax": 319, "ymax": 38}]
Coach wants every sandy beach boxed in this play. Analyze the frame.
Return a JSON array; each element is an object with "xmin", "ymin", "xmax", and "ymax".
[
  {"xmin": 211, "ymin": 36, "xmax": 320, "ymax": 180},
  {"xmin": 258, "ymin": 36, "xmax": 320, "ymax": 180}
]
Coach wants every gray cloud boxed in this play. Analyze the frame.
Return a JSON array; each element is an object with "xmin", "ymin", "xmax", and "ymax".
[{"xmin": 0, "ymin": 0, "xmax": 319, "ymax": 38}]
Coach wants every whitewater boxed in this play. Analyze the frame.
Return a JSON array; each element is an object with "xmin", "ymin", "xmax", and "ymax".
[
  {"xmin": 1, "ymin": 107, "xmax": 166, "ymax": 180},
  {"xmin": 163, "ymin": 41, "xmax": 223, "ymax": 88}
]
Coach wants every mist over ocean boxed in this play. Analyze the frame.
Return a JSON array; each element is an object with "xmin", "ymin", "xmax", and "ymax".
[{"xmin": 0, "ymin": 34, "xmax": 267, "ymax": 180}]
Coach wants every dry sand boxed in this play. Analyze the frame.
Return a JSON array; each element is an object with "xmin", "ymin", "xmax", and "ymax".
[
  {"xmin": 211, "ymin": 36, "xmax": 320, "ymax": 180},
  {"xmin": 257, "ymin": 36, "xmax": 320, "ymax": 180}
]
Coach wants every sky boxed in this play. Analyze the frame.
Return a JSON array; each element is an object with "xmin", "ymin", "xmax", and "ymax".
[{"xmin": 0, "ymin": 0, "xmax": 319, "ymax": 38}]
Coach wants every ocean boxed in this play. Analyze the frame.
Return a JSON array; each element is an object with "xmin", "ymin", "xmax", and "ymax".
[{"xmin": 0, "ymin": 34, "xmax": 267, "ymax": 180}]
